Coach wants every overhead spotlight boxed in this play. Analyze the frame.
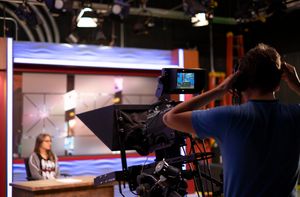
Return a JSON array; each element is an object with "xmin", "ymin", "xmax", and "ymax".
[
  {"xmin": 54, "ymin": 0, "xmax": 64, "ymax": 9},
  {"xmin": 77, "ymin": 7, "xmax": 98, "ymax": 28},
  {"xmin": 191, "ymin": 12, "xmax": 209, "ymax": 27},
  {"xmin": 111, "ymin": 0, "xmax": 130, "ymax": 21},
  {"xmin": 53, "ymin": 0, "xmax": 73, "ymax": 12}
]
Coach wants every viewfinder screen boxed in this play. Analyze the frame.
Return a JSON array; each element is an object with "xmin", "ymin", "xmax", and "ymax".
[{"xmin": 176, "ymin": 73, "xmax": 195, "ymax": 89}]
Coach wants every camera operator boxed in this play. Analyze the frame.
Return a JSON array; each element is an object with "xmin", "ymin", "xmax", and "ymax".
[{"xmin": 163, "ymin": 43, "xmax": 300, "ymax": 197}]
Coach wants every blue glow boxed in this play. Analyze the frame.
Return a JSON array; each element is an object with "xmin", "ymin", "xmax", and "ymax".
[
  {"xmin": 13, "ymin": 156, "xmax": 156, "ymax": 182},
  {"xmin": 178, "ymin": 49, "xmax": 184, "ymax": 68},
  {"xmin": 13, "ymin": 42, "xmax": 184, "ymax": 70},
  {"xmin": 178, "ymin": 49, "xmax": 185, "ymax": 102}
]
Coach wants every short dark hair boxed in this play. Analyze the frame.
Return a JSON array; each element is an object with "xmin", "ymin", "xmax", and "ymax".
[{"xmin": 238, "ymin": 43, "xmax": 282, "ymax": 93}]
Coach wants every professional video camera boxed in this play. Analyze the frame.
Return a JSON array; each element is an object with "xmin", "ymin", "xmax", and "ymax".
[{"xmin": 78, "ymin": 68, "xmax": 223, "ymax": 197}]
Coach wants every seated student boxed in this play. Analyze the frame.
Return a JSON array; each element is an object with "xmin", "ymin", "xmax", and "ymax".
[{"xmin": 28, "ymin": 133, "xmax": 60, "ymax": 180}]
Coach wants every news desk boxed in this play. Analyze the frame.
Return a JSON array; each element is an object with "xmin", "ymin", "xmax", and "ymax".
[{"xmin": 10, "ymin": 176, "xmax": 114, "ymax": 197}]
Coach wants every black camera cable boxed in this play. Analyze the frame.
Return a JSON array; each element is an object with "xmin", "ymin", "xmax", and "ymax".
[{"xmin": 181, "ymin": 146, "xmax": 201, "ymax": 197}]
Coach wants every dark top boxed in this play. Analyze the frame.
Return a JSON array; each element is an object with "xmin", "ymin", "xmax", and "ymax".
[{"xmin": 28, "ymin": 152, "xmax": 60, "ymax": 180}]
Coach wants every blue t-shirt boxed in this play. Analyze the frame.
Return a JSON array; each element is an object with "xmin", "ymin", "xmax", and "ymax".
[{"xmin": 192, "ymin": 100, "xmax": 300, "ymax": 197}]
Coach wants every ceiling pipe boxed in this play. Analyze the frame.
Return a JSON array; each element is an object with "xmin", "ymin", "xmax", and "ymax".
[
  {"xmin": 2, "ymin": 0, "xmax": 300, "ymax": 25},
  {"xmin": 0, "ymin": 3, "xmax": 35, "ymax": 41},
  {"xmin": 29, "ymin": 4, "xmax": 54, "ymax": 42},
  {"xmin": 286, "ymin": 0, "xmax": 300, "ymax": 11},
  {"xmin": 35, "ymin": 25, "xmax": 46, "ymax": 42},
  {"xmin": 0, "ymin": 0, "xmax": 44, "ymax": 5},
  {"xmin": 0, "ymin": 16, "xmax": 18, "ymax": 40},
  {"xmin": 0, "ymin": 0, "xmax": 61, "ymax": 42},
  {"xmin": 40, "ymin": 3, "xmax": 60, "ymax": 43},
  {"xmin": 9, "ymin": 2, "xmax": 45, "ymax": 42},
  {"xmin": 72, "ymin": 1, "xmax": 237, "ymax": 25}
]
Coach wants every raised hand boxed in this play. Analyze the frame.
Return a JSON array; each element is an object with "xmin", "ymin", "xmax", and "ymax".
[{"xmin": 281, "ymin": 62, "xmax": 300, "ymax": 96}]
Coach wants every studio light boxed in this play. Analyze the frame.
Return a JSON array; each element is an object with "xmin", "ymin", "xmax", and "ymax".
[
  {"xmin": 111, "ymin": 0, "xmax": 130, "ymax": 20},
  {"xmin": 77, "ymin": 7, "xmax": 98, "ymax": 28},
  {"xmin": 53, "ymin": 0, "xmax": 73, "ymax": 12},
  {"xmin": 191, "ymin": 12, "xmax": 209, "ymax": 27},
  {"xmin": 112, "ymin": 3, "xmax": 122, "ymax": 15},
  {"xmin": 54, "ymin": 0, "xmax": 64, "ymax": 9}
]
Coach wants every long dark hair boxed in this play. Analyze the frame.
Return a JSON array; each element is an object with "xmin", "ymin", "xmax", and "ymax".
[{"xmin": 34, "ymin": 133, "xmax": 55, "ymax": 162}]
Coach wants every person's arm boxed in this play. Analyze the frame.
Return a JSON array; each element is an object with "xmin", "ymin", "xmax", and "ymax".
[
  {"xmin": 28, "ymin": 153, "xmax": 44, "ymax": 180},
  {"xmin": 282, "ymin": 62, "xmax": 300, "ymax": 96},
  {"xmin": 163, "ymin": 72, "xmax": 238, "ymax": 134}
]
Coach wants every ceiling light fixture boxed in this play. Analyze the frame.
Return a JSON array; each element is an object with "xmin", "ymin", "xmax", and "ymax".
[
  {"xmin": 52, "ymin": 0, "xmax": 73, "ymax": 12},
  {"xmin": 76, "ymin": 7, "xmax": 98, "ymax": 28},
  {"xmin": 191, "ymin": 12, "xmax": 209, "ymax": 27},
  {"xmin": 111, "ymin": 0, "xmax": 130, "ymax": 21}
]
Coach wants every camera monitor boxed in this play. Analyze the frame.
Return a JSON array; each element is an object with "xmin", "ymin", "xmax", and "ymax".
[{"xmin": 156, "ymin": 68, "xmax": 206, "ymax": 96}]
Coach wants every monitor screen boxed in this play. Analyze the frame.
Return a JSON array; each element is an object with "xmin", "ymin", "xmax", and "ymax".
[{"xmin": 176, "ymin": 72, "xmax": 195, "ymax": 89}]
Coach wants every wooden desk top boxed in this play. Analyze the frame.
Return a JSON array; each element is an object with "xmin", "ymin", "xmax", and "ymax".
[{"xmin": 10, "ymin": 176, "xmax": 112, "ymax": 192}]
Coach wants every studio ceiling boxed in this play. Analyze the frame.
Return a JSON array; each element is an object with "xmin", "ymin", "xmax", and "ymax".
[{"xmin": 1, "ymin": 0, "xmax": 300, "ymax": 56}]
